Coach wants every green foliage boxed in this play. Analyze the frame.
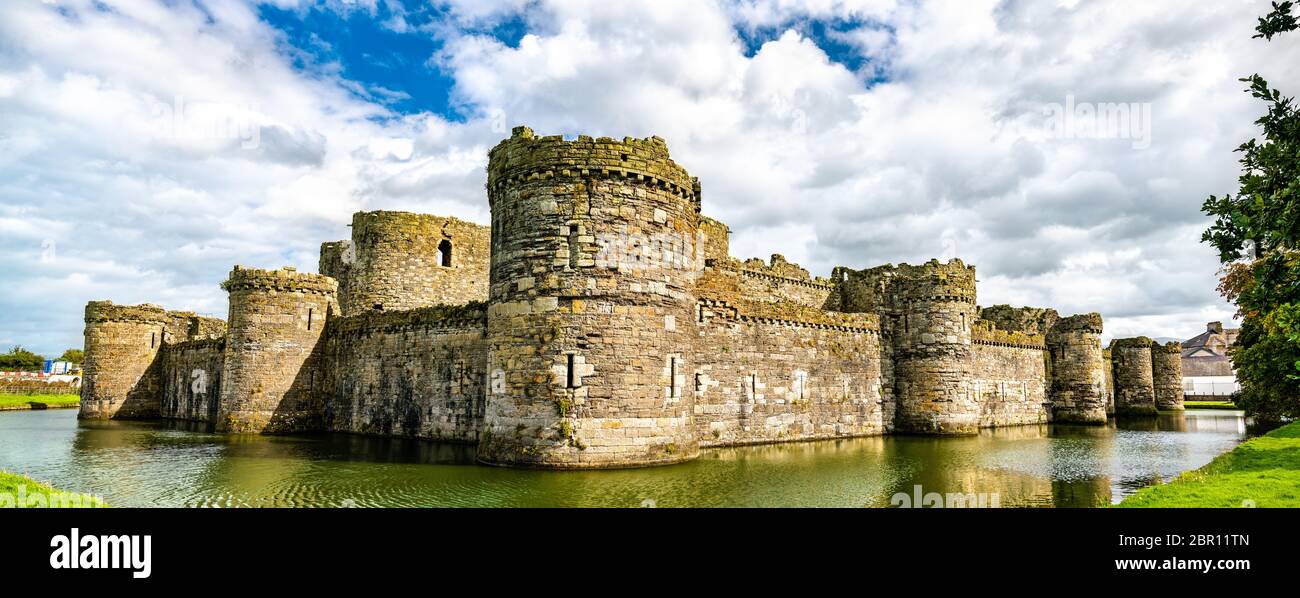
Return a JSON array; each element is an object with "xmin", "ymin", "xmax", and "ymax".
[
  {"xmin": 0, "ymin": 471, "xmax": 106, "ymax": 508},
  {"xmin": 0, "ymin": 394, "xmax": 80, "ymax": 409},
  {"xmin": 1117, "ymin": 420, "xmax": 1300, "ymax": 507},
  {"xmin": 1201, "ymin": 1, "xmax": 1300, "ymax": 422},
  {"xmin": 0, "ymin": 346, "xmax": 44, "ymax": 372},
  {"xmin": 57, "ymin": 349, "xmax": 84, "ymax": 364}
]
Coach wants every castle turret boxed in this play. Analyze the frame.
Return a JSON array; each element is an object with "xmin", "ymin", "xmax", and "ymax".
[
  {"xmin": 478, "ymin": 126, "xmax": 702, "ymax": 468},
  {"xmin": 1151, "ymin": 341, "xmax": 1184, "ymax": 411},
  {"xmin": 328, "ymin": 211, "xmax": 491, "ymax": 316},
  {"xmin": 216, "ymin": 266, "xmax": 338, "ymax": 433},
  {"xmin": 79, "ymin": 301, "xmax": 170, "ymax": 420},
  {"xmin": 1045, "ymin": 313, "xmax": 1107, "ymax": 424},
  {"xmin": 886, "ymin": 260, "xmax": 980, "ymax": 434},
  {"xmin": 1110, "ymin": 337, "xmax": 1157, "ymax": 416}
]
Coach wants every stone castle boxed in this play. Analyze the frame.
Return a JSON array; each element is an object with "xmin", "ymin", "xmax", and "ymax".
[{"xmin": 78, "ymin": 126, "xmax": 1183, "ymax": 469}]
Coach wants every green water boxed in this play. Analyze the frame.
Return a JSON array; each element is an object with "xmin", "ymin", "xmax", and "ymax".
[{"xmin": 0, "ymin": 409, "xmax": 1248, "ymax": 507}]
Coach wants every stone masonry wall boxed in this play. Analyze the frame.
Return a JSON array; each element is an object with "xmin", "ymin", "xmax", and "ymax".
[
  {"xmin": 160, "ymin": 338, "xmax": 225, "ymax": 422},
  {"xmin": 479, "ymin": 126, "xmax": 702, "ymax": 468},
  {"xmin": 321, "ymin": 304, "xmax": 488, "ymax": 442},
  {"xmin": 79, "ymin": 301, "xmax": 170, "ymax": 420},
  {"xmin": 971, "ymin": 342, "xmax": 1049, "ymax": 427},
  {"xmin": 723, "ymin": 255, "xmax": 838, "ymax": 309},
  {"xmin": 326, "ymin": 211, "xmax": 490, "ymax": 316},
  {"xmin": 1044, "ymin": 313, "xmax": 1108, "ymax": 424},
  {"xmin": 1151, "ymin": 341, "xmax": 1184, "ymax": 411},
  {"xmin": 846, "ymin": 259, "xmax": 980, "ymax": 434},
  {"xmin": 693, "ymin": 267, "xmax": 887, "ymax": 445},
  {"xmin": 1111, "ymin": 337, "xmax": 1157, "ymax": 416},
  {"xmin": 217, "ymin": 266, "xmax": 338, "ymax": 433}
]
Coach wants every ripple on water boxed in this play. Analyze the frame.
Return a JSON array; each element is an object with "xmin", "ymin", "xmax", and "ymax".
[{"xmin": 0, "ymin": 409, "xmax": 1251, "ymax": 508}]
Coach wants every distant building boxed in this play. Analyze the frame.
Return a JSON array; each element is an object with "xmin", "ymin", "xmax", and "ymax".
[{"xmin": 1181, "ymin": 321, "xmax": 1239, "ymax": 398}]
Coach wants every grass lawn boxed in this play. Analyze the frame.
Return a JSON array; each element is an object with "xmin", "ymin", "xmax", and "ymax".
[
  {"xmin": 0, "ymin": 471, "xmax": 106, "ymax": 508},
  {"xmin": 1184, "ymin": 400, "xmax": 1240, "ymax": 410},
  {"xmin": 0, "ymin": 393, "xmax": 80, "ymax": 410},
  {"xmin": 1117, "ymin": 420, "xmax": 1300, "ymax": 508}
]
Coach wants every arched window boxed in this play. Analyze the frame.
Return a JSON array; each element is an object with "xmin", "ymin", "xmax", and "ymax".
[{"xmin": 438, "ymin": 239, "xmax": 452, "ymax": 267}]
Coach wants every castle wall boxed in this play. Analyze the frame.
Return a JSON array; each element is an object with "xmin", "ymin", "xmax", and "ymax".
[
  {"xmin": 217, "ymin": 266, "xmax": 338, "ymax": 433},
  {"xmin": 971, "ymin": 340, "xmax": 1050, "ymax": 428},
  {"xmin": 328, "ymin": 211, "xmax": 490, "ymax": 315},
  {"xmin": 865, "ymin": 260, "xmax": 981, "ymax": 434},
  {"xmin": 1151, "ymin": 342, "xmax": 1184, "ymax": 411},
  {"xmin": 480, "ymin": 127, "xmax": 702, "ymax": 468},
  {"xmin": 1111, "ymin": 337, "xmax": 1157, "ymax": 416},
  {"xmin": 694, "ymin": 301, "xmax": 887, "ymax": 446},
  {"xmin": 320, "ymin": 305, "xmax": 488, "ymax": 442},
  {"xmin": 1045, "ymin": 313, "xmax": 1108, "ymax": 424},
  {"xmin": 80, "ymin": 302, "xmax": 170, "ymax": 420},
  {"xmin": 160, "ymin": 338, "xmax": 225, "ymax": 422},
  {"xmin": 729, "ymin": 256, "xmax": 837, "ymax": 308}
]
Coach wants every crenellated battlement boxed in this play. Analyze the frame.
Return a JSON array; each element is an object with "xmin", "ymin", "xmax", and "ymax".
[
  {"xmin": 84, "ymin": 301, "xmax": 170, "ymax": 324},
  {"xmin": 222, "ymin": 266, "xmax": 338, "ymax": 296},
  {"xmin": 1049, "ymin": 312, "xmax": 1104, "ymax": 334},
  {"xmin": 486, "ymin": 126, "xmax": 699, "ymax": 204},
  {"xmin": 328, "ymin": 302, "xmax": 488, "ymax": 336},
  {"xmin": 972, "ymin": 319, "xmax": 1045, "ymax": 348}
]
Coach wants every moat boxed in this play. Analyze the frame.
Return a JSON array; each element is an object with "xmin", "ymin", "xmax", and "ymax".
[{"xmin": 0, "ymin": 409, "xmax": 1247, "ymax": 507}]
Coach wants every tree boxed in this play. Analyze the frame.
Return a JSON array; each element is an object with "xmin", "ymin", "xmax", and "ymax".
[
  {"xmin": 1201, "ymin": 1, "xmax": 1300, "ymax": 422},
  {"xmin": 0, "ymin": 346, "xmax": 46, "ymax": 372},
  {"xmin": 58, "ymin": 349, "xmax": 84, "ymax": 364}
]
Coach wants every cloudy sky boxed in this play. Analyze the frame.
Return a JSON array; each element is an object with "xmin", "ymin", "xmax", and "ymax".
[{"xmin": 2, "ymin": 0, "xmax": 1297, "ymax": 356}]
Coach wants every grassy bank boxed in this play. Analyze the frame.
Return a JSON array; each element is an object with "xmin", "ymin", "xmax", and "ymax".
[
  {"xmin": 0, "ymin": 393, "xmax": 80, "ymax": 410},
  {"xmin": 1118, "ymin": 420, "xmax": 1300, "ymax": 508},
  {"xmin": 1184, "ymin": 400, "xmax": 1240, "ymax": 410},
  {"xmin": 0, "ymin": 471, "xmax": 106, "ymax": 508}
]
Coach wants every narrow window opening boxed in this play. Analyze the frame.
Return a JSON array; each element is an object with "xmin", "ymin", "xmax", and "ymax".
[
  {"xmin": 960, "ymin": 313, "xmax": 966, "ymax": 330},
  {"xmin": 438, "ymin": 239, "xmax": 453, "ymax": 267},
  {"xmin": 694, "ymin": 373, "xmax": 704, "ymax": 393},
  {"xmin": 150, "ymin": 332, "xmax": 156, "ymax": 348},
  {"xmin": 566, "ymin": 354, "xmax": 577, "ymax": 389},
  {"xmin": 308, "ymin": 308, "xmax": 314, "ymax": 330},
  {"xmin": 669, "ymin": 357, "xmax": 679, "ymax": 398},
  {"xmin": 903, "ymin": 314, "xmax": 909, "ymax": 334},
  {"xmin": 750, "ymin": 374, "xmax": 757, "ymax": 399}
]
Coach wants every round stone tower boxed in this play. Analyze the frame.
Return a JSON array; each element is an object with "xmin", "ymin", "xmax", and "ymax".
[
  {"xmin": 337, "ymin": 211, "xmax": 490, "ymax": 315},
  {"xmin": 1044, "ymin": 313, "xmax": 1108, "ymax": 424},
  {"xmin": 217, "ymin": 266, "xmax": 338, "ymax": 433},
  {"xmin": 890, "ymin": 259, "xmax": 980, "ymax": 434},
  {"xmin": 1111, "ymin": 337, "xmax": 1157, "ymax": 416},
  {"xmin": 80, "ymin": 301, "xmax": 170, "ymax": 420},
  {"xmin": 1151, "ymin": 341, "xmax": 1184, "ymax": 411},
  {"xmin": 479, "ymin": 126, "xmax": 702, "ymax": 468}
]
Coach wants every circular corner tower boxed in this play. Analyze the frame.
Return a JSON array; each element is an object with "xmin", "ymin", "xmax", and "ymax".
[
  {"xmin": 479, "ymin": 126, "xmax": 702, "ymax": 468},
  {"xmin": 80, "ymin": 301, "xmax": 170, "ymax": 420},
  {"xmin": 1151, "ymin": 341, "xmax": 1184, "ymax": 411},
  {"xmin": 1111, "ymin": 337, "xmax": 1157, "ymax": 416},
  {"xmin": 217, "ymin": 266, "xmax": 338, "ymax": 433},
  {"xmin": 890, "ymin": 259, "xmax": 980, "ymax": 434},
  {"xmin": 1044, "ymin": 313, "xmax": 1108, "ymax": 424}
]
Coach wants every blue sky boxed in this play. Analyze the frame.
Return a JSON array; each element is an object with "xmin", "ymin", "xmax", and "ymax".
[{"xmin": 3, "ymin": 0, "xmax": 1298, "ymax": 356}]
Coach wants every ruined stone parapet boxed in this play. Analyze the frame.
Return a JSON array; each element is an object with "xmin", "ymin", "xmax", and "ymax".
[
  {"xmin": 978, "ymin": 305, "xmax": 1060, "ymax": 336},
  {"xmin": 79, "ymin": 301, "xmax": 170, "ymax": 420},
  {"xmin": 875, "ymin": 259, "xmax": 980, "ymax": 434},
  {"xmin": 1151, "ymin": 341, "xmax": 1184, "ymax": 411},
  {"xmin": 480, "ymin": 126, "xmax": 701, "ymax": 468},
  {"xmin": 1045, "ymin": 313, "xmax": 1107, "ymax": 424},
  {"xmin": 327, "ymin": 302, "xmax": 488, "ymax": 336},
  {"xmin": 331, "ymin": 211, "xmax": 490, "ymax": 316},
  {"xmin": 217, "ymin": 266, "xmax": 338, "ymax": 434},
  {"xmin": 699, "ymin": 216, "xmax": 730, "ymax": 264},
  {"xmin": 972, "ymin": 319, "xmax": 1046, "ymax": 349},
  {"xmin": 1110, "ymin": 337, "xmax": 1157, "ymax": 416},
  {"xmin": 1102, "ymin": 347, "xmax": 1115, "ymax": 415}
]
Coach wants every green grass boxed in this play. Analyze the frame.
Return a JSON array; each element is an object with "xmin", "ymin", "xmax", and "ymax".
[
  {"xmin": 1184, "ymin": 400, "xmax": 1240, "ymax": 410},
  {"xmin": 0, "ymin": 393, "xmax": 80, "ymax": 410},
  {"xmin": 0, "ymin": 471, "xmax": 106, "ymax": 508},
  {"xmin": 1117, "ymin": 420, "xmax": 1300, "ymax": 508}
]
